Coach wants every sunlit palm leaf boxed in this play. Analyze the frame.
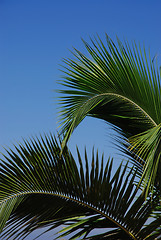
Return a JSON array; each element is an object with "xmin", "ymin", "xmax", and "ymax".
[
  {"xmin": 58, "ymin": 35, "xmax": 160, "ymax": 138},
  {"xmin": 58, "ymin": 35, "xmax": 161, "ymax": 194},
  {"xmin": 129, "ymin": 124, "xmax": 161, "ymax": 195},
  {"xmin": 0, "ymin": 134, "xmax": 160, "ymax": 239}
]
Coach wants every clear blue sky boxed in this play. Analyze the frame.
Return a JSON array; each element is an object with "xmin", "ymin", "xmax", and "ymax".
[{"xmin": 0, "ymin": 0, "xmax": 161, "ymax": 239}]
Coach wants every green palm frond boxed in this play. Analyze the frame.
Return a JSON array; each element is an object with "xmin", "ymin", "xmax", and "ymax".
[
  {"xmin": 0, "ymin": 196, "xmax": 24, "ymax": 232},
  {"xmin": 58, "ymin": 35, "xmax": 161, "ymax": 194},
  {"xmin": 0, "ymin": 134, "xmax": 160, "ymax": 239},
  {"xmin": 58, "ymin": 35, "xmax": 160, "ymax": 140},
  {"xmin": 129, "ymin": 124, "xmax": 161, "ymax": 195},
  {"xmin": 111, "ymin": 125, "xmax": 161, "ymax": 196}
]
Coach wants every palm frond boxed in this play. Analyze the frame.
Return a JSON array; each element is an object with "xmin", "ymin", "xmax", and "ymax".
[
  {"xmin": 58, "ymin": 35, "xmax": 160, "ymax": 142},
  {"xmin": 58, "ymin": 35, "xmax": 161, "ymax": 194},
  {"xmin": 0, "ymin": 134, "xmax": 160, "ymax": 239},
  {"xmin": 111, "ymin": 123, "xmax": 161, "ymax": 199},
  {"xmin": 128, "ymin": 124, "xmax": 161, "ymax": 196}
]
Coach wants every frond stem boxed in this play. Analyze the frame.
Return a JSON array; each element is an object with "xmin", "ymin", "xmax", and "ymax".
[
  {"xmin": 78, "ymin": 92, "xmax": 157, "ymax": 127},
  {"xmin": 1, "ymin": 191, "xmax": 137, "ymax": 240}
]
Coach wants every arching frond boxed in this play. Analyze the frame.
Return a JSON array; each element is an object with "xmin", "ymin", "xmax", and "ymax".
[
  {"xmin": 58, "ymin": 35, "xmax": 160, "ymax": 141},
  {"xmin": 58, "ymin": 35, "xmax": 161, "ymax": 194},
  {"xmin": 0, "ymin": 134, "xmax": 160, "ymax": 239}
]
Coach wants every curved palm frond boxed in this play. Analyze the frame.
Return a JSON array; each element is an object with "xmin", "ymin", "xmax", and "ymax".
[
  {"xmin": 112, "ymin": 125, "xmax": 161, "ymax": 197},
  {"xmin": 0, "ymin": 134, "xmax": 160, "ymax": 239},
  {"xmin": 58, "ymin": 35, "xmax": 160, "ymax": 140},
  {"xmin": 58, "ymin": 35, "xmax": 161, "ymax": 193}
]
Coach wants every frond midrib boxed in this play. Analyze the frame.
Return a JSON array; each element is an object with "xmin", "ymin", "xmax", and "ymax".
[
  {"xmin": 1, "ymin": 191, "xmax": 138, "ymax": 240},
  {"xmin": 72, "ymin": 92, "xmax": 157, "ymax": 126}
]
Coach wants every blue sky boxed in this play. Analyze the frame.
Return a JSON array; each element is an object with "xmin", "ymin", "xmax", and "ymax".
[{"xmin": 0, "ymin": 0, "xmax": 161, "ymax": 239}]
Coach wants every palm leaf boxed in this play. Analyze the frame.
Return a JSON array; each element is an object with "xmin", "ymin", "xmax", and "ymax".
[
  {"xmin": 129, "ymin": 124, "xmax": 161, "ymax": 194},
  {"xmin": 58, "ymin": 35, "xmax": 160, "ymax": 138},
  {"xmin": 58, "ymin": 35, "xmax": 161, "ymax": 193},
  {"xmin": 0, "ymin": 134, "xmax": 160, "ymax": 239}
]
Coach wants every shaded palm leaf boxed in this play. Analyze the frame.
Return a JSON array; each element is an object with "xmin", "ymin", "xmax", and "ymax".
[{"xmin": 0, "ymin": 134, "xmax": 160, "ymax": 239}]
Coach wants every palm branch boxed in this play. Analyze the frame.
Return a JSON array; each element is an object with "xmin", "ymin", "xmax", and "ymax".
[
  {"xmin": 0, "ymin": 134, "xmax": 160, "ymax": 239},
  {"xmin": 58, "ymin": 34, "xmax": 161, "ymax": 194}
]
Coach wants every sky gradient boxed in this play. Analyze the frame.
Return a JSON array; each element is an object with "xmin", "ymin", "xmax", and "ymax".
[{"xmin": 0, "ymin": 0, "xmax": 161, "ymax": 239}]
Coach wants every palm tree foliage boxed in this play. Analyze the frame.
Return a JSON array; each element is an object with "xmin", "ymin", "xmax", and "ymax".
[
  {"xmin": 58, "ymin": 34, "xmax": 161, "ymax": 195},
  {"xmin": 0, "ymin": 134, "xmax": 160, "ymax": 239},
  {"xmin": 1, "ymin": 35, "xmax": 161, "ymax": 239}
]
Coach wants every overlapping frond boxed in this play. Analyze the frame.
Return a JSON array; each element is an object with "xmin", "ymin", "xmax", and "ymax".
[
  {"xmin": 111, "ymin": 124, "xmax": 161, "ymax": 193},
  {"xmin": 0, "ymin": 134, "xmax": 160, "ymax": 239},
  {"xmin": 129, "ymin": 124, "xmax": 161, "ymax": 195}
]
